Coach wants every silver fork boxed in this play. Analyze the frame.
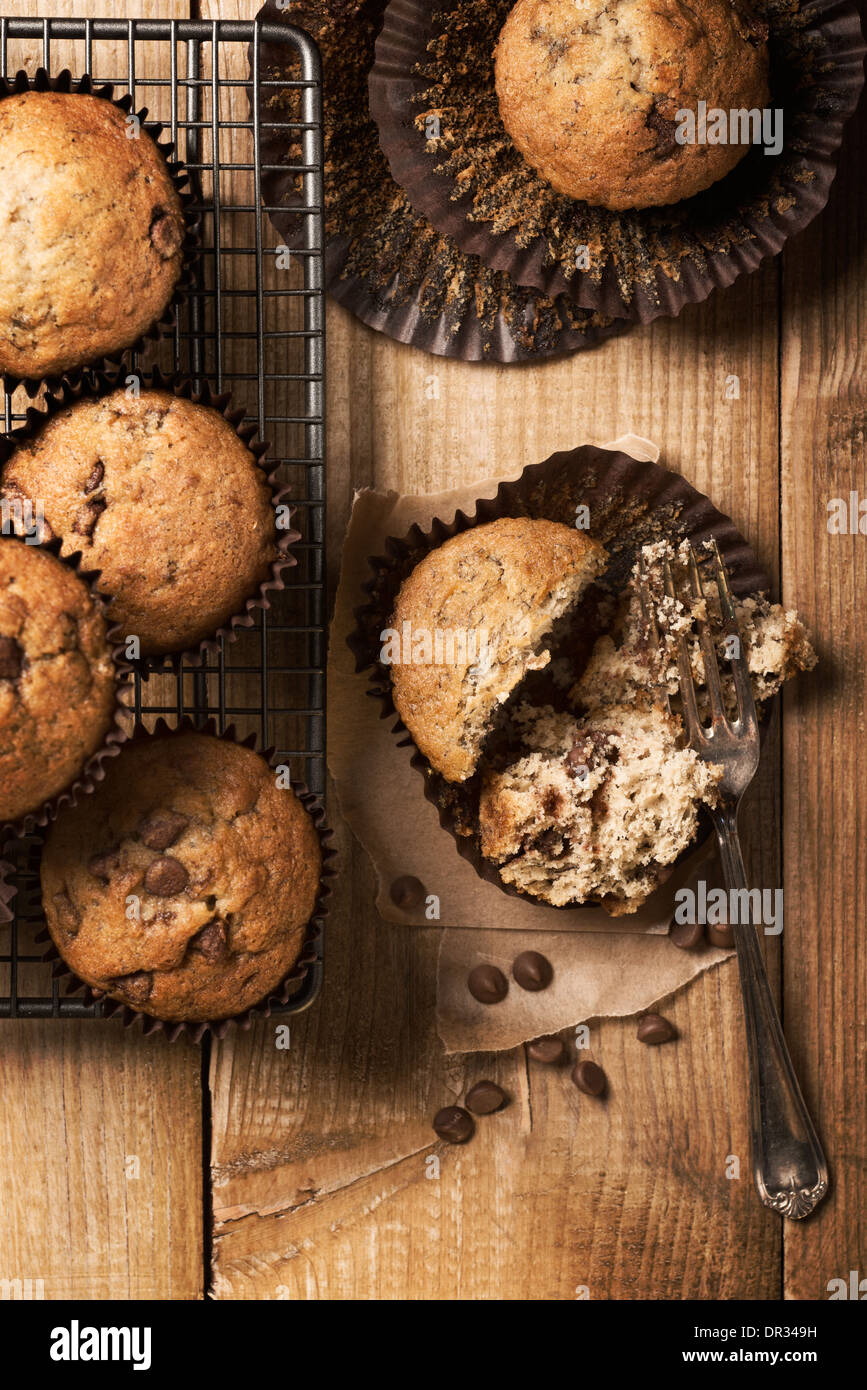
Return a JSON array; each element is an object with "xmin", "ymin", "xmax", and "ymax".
[{"xmin": 651, "ymin": 539, "xmax": 829, "ymax": 1220}]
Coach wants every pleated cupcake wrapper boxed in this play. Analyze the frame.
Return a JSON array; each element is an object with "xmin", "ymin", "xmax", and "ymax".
[
  {"xmin": 252, "ymin": 0, "xmax": 623, "ymax": 364},
  {"xmin": 36, "ymin": 716, "xmax": 335, "ymax": 1043},
  {"xmin": 369, "ymin": 0, "xmax": 866, "ymax": 323},
  {"xmin": 0, "ymin": 534, "xmax": 135, "ymax": 841},
  {"xmin": 0, "ymin": 849, "xmax": 16, "ymax": 926},
  {"xmin": 0, "ymin": 366, "xmax": 300, "ymax": 674},
  {"xmin": 0, "ymin": 67, "xmax": 201, "ymax": 398},
  {"xmin": 347, "ymin": 446, "xmax": 770, "ymax": 907}
]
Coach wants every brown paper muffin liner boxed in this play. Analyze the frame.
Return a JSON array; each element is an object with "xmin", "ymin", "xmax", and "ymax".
[
  {"xmin": 0, "ymin": 367, "xmax": 300, "ymax": 674},
  {"xmin": 0, "ymin": 848, "xmax": 15, "ymax": 926},
  {"xmin": 0, "ymin": 67, "xmax": 201, "ymax": 398},
  {"xmin": 348, "ymin": 446, "xmax": 770, "ymax": 905},
  {"xmin": 0, "ymin": 535, "xmax": 134, "ymax": 841},
  {"xmin": 252, "ymin": 0, "xmax": 626, "ymax": 363},
  {"xmin": 369, "ymin": 0, "xmax": 866, "ymax": 322},
  {"xmin": 36, "ymin": 717, "xmax": 334, "ymax": 1043}
]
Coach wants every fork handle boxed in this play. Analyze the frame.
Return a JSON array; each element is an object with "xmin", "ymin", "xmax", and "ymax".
[{"xmin": 713, "ymin": 808, "xmax": 829, "ymax": 1220}]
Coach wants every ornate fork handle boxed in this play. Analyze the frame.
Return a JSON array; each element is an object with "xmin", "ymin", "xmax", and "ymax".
[{"xmin": 713, "ymin": 806, "xmax": 829, "ymax": 1220}]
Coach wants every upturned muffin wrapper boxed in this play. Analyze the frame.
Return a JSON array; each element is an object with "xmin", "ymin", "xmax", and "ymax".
[
  {"xmin": 0, "ymin": 67, "xmax": 201, "ymax": 398},
  {"xmin": 0, "ymin": 367, "xmax": 301, "ymax": 673},
  {"xmin": 36, "ymin": 717, "xmax": 335, "ymax": 1043},
  {"xmin": 348, "ymin": 446, "xmax": 771, "ymax": 907},
  {"xmin": 252, "ymin": 0, "xmax": 625, "ymax": 363},
  {"xmin": 369, "ymin": 0, "xmax": 866, "ymax": 322},
  {"xmin": 0, "ymin": 535, "xmax": 135, "ymax": 841}
]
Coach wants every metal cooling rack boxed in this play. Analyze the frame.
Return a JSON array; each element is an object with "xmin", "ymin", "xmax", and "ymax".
[{"xmin": 0, "ymin": 17, "xmax": 326, "ymax": 1020}]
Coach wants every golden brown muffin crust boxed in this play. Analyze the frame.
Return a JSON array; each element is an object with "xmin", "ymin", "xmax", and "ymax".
[
  {"xmin": 0, "ymin": 91, "xmax": 185, "ymax": 378},
  {"xmin": 0, "ymin": 538, "xmax": 117, "ymax": 824},
  {"xmin": 495, "ymin": 0, "xmax": 769, "ymax": 210},
  {"xmin": 41, "ymin": 732, "xmax": 323, "ymax": 1022},
  {"xmin": 390, "ymin": 517, "xmax": 607, "ymax": 782},
  {"xmin": 1, "ymin": 389, "xmax": 278, "ymax": 655}
]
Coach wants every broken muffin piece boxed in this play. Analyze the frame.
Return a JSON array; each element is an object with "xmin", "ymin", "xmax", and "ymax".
[
  {"xmin": 480, "ymin": 700, "xmax": 722, "ymax": 913},
  {"xmin": 389, "ymin": 518, "xmax": 607, "ymax": 782}
]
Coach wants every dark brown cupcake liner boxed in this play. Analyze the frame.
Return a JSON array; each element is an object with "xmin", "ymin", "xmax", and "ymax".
[
  {"xmin": 369, "ymin": 0, "xmax": 866, "ymax": 322},
  {"xmin": 36, "ymin": 716, "xmax": 334, "ymax": 1043},
  {"xmin": 252, "ymin": 0, "xmax": 627, "ymax": 363},
  {"xmin": 0, "ymin": 848, "xmax": 15, "ymax": 926},
  {"xmin": 0, "ymin": 367, "xmax": 300, "ymax": 674},
  {"xmin": 0, "ymin": 534, "xmax": 134, "ymax": 841},
  {"xmin": 0, "ymin": 67, "xmax": 201, "ymax": 398},
  {"xmin": 348, "ymin": 445, "xmax": 772, "ymax": 905}
]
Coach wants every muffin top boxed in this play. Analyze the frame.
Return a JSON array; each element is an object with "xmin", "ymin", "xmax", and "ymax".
[
  {"xmin": 389, "ymin": 517, "xmax": 606, "ymax": 782},
  {"xmin": 1, "ymin": 389, "xmax": 279, "ymax": 655},
  {"xmin": 0, "ymin": 538, "xmax": 117, "ymax": 825},
  {"xmin": 41, "ymin": 732, "xmax": 323, "ymax": 1022},
  {"xmin": 495, "ymin": 0, "xmax": 769, "ymax": 210},
  {"xmin": 0, "ymin": 90, "xmax": 185, "ymax": 379}
]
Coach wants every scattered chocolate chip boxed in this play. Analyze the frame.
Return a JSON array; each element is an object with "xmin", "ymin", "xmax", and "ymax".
[
  {"xmin": 139, "ymin": 810, "xmax": 189, "ymax": 852},
  {"xmin": 389, "ymin": 874, "xmax": 425, "ymax": 910},
  {"xmin": 645, "ymin": 106, "xmax": 678, "ymax": 159},
  {"xmin": 73, "ymin": 498, "xmax": 106, "ymax": 538},
  {"xmin": 571, "ymin": 1060, "xmax": 607, "ymax": 1097},
  {"xmin": 0, "ymin": 636, "xmax": 23, "ymax": 680},
  {"xmin": 465, "ymin": 1080, "xmax": 507, "ymax": 1115},
  {"xmin": 87, "ymin": 850, "xmax": 119, "ymax": 883},
  {"xmin": 112, "ymin": 971, "xmax": 153, "ymax": 1005},
  {"xmin": 637, "ymin": 1012, "xmax": 677, "ymax": 1045},
  {"xmin": 527, "ymin": 1035, "xmax": 565, "ymax": 1065},
  {"xmin": 670, "ymin": 918, "xmax": 705, "ymax": 950},
  {"xmin": 512, "ymin": 950, "xmax": 553, "ymax": 992},
  {"xmin": 143, "ymin": 855, "xmax": 189, "ymax": 897},
  {"xmin": 84, "ymin": 461, "xmax": 105, "ymax": 494},
  {"xmin": 432, "ymin": 1106, "xmax": 475, "ymax": 1144},
  {"xmin": 149, "ymin": 206, "xmax": 183, "ymax": 259},
  {"xmin": 51, "ymin": 890, "xmax": 80, "ymax": 935},
  {"xmin": 467, "ymin": 963, "xmax": 508, "ymax": 1004},
  {"xmin": 566, "ymin": 743, "xmax": 589, "ymax": 773},
  {"xmin": 189, "ymin": 919, "xmax": 228, "ymax": 963},
  {"xmin": 707, "ymin": 922, "xmax": 735, "ymax": 949}
]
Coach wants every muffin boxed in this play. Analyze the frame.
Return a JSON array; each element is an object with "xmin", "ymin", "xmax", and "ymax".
[
  {"xmin": 0, "ymin": 538, "xmax": 117, "ymax": 826},
  {"xmin": 389, "ymin": 517, "xmax": 607, "ymax": 782},
  {"xmin": 1, "ymin": 388, "xmax": 279, "ymax": 656},
  {"xmin": 494, "ymin": 0, "xmax": 770, "ymax": 210},
  {"xmin": 41, "ymin": 731, "xmax": 323, "ymax": 1022},
  {"xmin": 0, "ymin": 90, "xmax": 185, "ymax": 379},
  {"xmin": 480, "ymin": 698, "xmax": 721, "ymax": 911}
]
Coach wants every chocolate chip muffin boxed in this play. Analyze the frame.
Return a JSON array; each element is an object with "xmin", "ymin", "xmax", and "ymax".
[
  {"xmin": 41, "ymin": 732, "xmax": 323, "ymax": 1022},
  {"xmin": 494, "ymin": 0, "xmax": 769, "ymax": 210},
  {"xmin": 0, "ymin": 538, "xmax": 118, "ymax": 826},
  {"xmin": 0, "ymin": 90, "xmax": 185, "ymax": 379},
  {"xmin": 389, "ymin": 517, "xmax": 606, "ymax": 783},
  {"xmin": 1, "ymin": 389, "xmax": 279, "ymax": 655}
]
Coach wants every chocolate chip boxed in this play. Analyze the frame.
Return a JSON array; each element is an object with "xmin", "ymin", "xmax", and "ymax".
[
  {"xmin": 143, "ymin": 855, "xmax": 189, "ymax": 897},
  {"xmin": 112, "ymin": 971, "xmax": 153, "ymax": 1005},
  {"xmin": 51, "ymin": 890, "xmax": 80, "ymax": 935},
  {"xmin": 707, "ymin": 922, "xmax": 735, "ymax": 949},
  {"xmin": 467, "ymin": 963, "xmax": 508, "ymax": 1004},
  {"xmin": 189, "ymin": 919, "xmax": 228, "ymax": 963},
  {"xmin": 84, "ymin": 461, "xmax": 105, "ymax": 494},
  {"xmin": 512, "ymin": 950, "xmax": 553, "ymax": 992},
  {"xmin": 465, "ymin": 1080, "xmax": 507, "ymax": 1115},
  {"xmin": 139, "ymin": 810, "xmax": 189, "ymax": 851},
  {"xmin": 637, "ymin": 1012, "xmax": 677, "ymax": 1045},
  {"xmin": 74, "ymin": 498, "xmax": 106, "ymax": 538},
  {"xmin": 571, "ymin": 1060, "xmax": 607, "ymax": 1097},
  {"xmin": 432, "ymin": 1106, "xmax": 475, "ymax": 1144},
  {"xmin": 0, "ymin": 636, "xmax": 23, "ymax": 680},
  {"xmin": 670, "ymin": 918, "xmax": 705, "ymax": 950},
  {"xmin": 88, "ymin": 849, "xmax": 119, "ymax": 883},
  {"xmin": 389, "ymin": 874, "xmax": 425, "ymax": 910},
  {"xmin": 646, "ymin": 106, "xmax": 678, "ymax": 159},
  {"xmin": 566, "ymin": 743, "xmax": 588, "ymax": 770},
  {"xmin": 527, "ymin": 1035, "xmax": 565, "ymax": 1065},
  {"xmin": 149, "ymin": 206, "xmax": 183, "ymax": 259}
]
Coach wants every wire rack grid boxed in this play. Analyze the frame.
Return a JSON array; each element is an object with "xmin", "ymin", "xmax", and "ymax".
[{"xmin": 0, "ymin": 16, "xmax": 326, "ymax": 1021}]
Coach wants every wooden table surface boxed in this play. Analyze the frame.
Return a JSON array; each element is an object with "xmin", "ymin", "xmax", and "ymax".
[{"xmin": 0, "ymin": 0, "xmax": 864, "ymax": 1302}]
